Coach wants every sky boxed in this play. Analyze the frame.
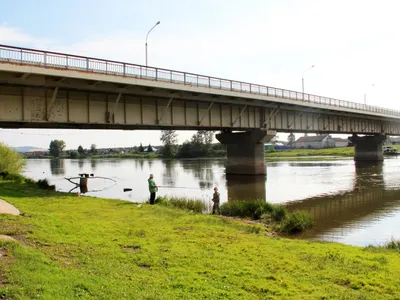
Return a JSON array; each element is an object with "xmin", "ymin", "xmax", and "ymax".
[{"xmin": 1, "ymin": 0, "xmax": 400, "ymax": 150}]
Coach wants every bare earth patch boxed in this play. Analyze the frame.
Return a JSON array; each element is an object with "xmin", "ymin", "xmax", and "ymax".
[{"xmin": 122, "ymin": 246, "xmax": 141, "ymax": 252}]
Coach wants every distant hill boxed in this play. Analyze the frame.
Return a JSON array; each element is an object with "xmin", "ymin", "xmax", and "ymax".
[{"xmin": 13, "ymin": 146, "xmax": 47, "ymax": 153}]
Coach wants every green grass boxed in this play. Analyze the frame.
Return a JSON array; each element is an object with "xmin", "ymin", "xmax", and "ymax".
[
  {"xmin": 266, "ymin": 147, "xmax": 354, "ymax": 158},
  {"xmin": 2, "ymin": 181, "xmax": 400, "ymax": 298}
]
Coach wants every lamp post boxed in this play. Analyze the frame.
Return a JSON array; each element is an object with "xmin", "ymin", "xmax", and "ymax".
[
  {"xmin": 364, "ymin": 84, "xmax": 375, "ymax": 105},
  {"xmin": 302, "ymin": 65, "xmax": 315, "ymax": 96},
  {"xmin": 145, "ymin": 21, "xmax": 160, "ymax": 67}
]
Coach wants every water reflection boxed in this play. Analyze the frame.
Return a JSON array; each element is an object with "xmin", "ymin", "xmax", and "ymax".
[
  {"xmin": 286, "ymin": 161, "xmax": 400, "ymax": 244},
  {"xmin": 134, "ymin": 160, "xmax": 145, "ymax": 171},
  {"xmin": 353, "ymin": 161, "xmax": 384, "ymax": 190},
  {"xmin": 50, "ymin": 159, "xmax": 65, "ymax": 175},
  {"xmin": 226, "ymin": 174, "xmax": 266, "ymax": 201},
  {"xmin": 181, "ymin": 159, "xmax": 224, "ymax": 190},
  {"xmin": 91, "ymin": 159, "xmax": 97, "ymax": 171},
  {"xmin": 162, "ymin": 160, "xmax": 177, "ymax": 187}
]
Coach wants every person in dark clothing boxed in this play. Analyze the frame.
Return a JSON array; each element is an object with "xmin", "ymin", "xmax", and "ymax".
[
  {"xmin": 148, "ymin": 174, "xmax": 158, "ymax": 205},
  {"xmin": 211, "ymin": 187, "xmax": 220, "ymax": 215}
]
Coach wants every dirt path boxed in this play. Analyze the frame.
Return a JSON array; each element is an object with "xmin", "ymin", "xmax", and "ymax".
[{"xmin": 0, "ymin": 199, "xmax": 20, "ymax": 216}]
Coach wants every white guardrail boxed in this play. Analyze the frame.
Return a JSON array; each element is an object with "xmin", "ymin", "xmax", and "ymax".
[{"xmin": 0, "ymin": 44, "xmax": 399, "ymax": 118}]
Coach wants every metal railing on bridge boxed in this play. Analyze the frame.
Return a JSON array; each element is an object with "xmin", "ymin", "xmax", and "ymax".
[{"xmin": 1, "ymin": 44, "xmax": 399, "ymax": 118}]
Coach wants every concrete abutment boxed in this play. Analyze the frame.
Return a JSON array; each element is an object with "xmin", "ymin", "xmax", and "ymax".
[{"xmin": 216, "ymin": 130, "xmax": 276, "ymax": 175}]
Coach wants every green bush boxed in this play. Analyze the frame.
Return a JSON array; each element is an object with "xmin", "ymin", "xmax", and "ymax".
[
  {"xmin": 0, "ymin": 171, "xmax": 25, "ymax": 182},
  {"xmin": 270, "ymin": 205, "xmax": 288, "ymax": 222},
  {"xmin": 37, "ymin": 179, "xmax": 56, "ymax": 191},
  {"xmin": 220, "ymin": 200, "xmax": 274, "ymax": 220},
  {"xmin": 0, "ymin": 143, "xmax": 26, "ymax": 174},
  {"xmin": 280, "ymin": 211, "xmax": 314, "ymax": 234}
]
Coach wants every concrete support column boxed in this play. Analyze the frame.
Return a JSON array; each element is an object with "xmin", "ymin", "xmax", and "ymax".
[
  {"xmin": 348, "ymin": 134, "xmax": 385, "ymax": 161},
  {"xmin": 216, "ymin": 130, "xmax": 276, "ymax": 175}
]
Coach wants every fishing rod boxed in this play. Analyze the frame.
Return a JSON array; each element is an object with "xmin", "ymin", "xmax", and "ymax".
[
  {"xmin": 69, "ymin": 182, "xmax": 117, "ymax": 193},
  {"xmin": 157, "ymin": 185, "xmax": 200, "ymax": 189},
  {"xmin": 65, "ymin": 176, "xmax": 117, "ymax": 185},
  {"xmin": 122, "ymin": 186, "xmax": 200, "ymax": 192}
]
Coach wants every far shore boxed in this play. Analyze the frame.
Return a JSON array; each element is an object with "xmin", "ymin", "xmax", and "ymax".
[{"xmin": 24, "ymin": 145, "xmax": 400, "ymax": 161}]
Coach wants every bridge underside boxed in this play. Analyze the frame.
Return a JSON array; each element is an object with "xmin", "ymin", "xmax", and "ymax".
[
  {"xmin": 1, "ymin": 65, "xmax": 400, "ymax": 135},
  {"xmin": 1, "ymin": 63, "xmax": 400, "ymax": 174}
]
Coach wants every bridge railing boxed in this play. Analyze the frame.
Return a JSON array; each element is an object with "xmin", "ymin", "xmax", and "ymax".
[{"xmin": 1, "ymin": 44, "xmax": 399, "ymax": 118}]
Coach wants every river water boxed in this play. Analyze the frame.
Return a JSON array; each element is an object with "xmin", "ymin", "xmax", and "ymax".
[{"xmin": 22, "ymin": 157, "xmax": 400, "ymax": 247}]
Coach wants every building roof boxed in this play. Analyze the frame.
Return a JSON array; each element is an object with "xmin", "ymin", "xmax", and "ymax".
[{"xmin": 295, "ymin": 135, "xmax": 329, "ymax": 143}]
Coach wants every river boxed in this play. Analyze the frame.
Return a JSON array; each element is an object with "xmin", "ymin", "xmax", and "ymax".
[{"xmin": 22, "ymin": 157, "xmax": 400, "ymax": 247}]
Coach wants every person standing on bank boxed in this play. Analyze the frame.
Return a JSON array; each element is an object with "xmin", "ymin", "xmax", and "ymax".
[
  {"xmin": 211, "ymin": 187, "xmax": 220, "ymax": 215},
  {"xmin": 148, "ymin": 174, "xmax": 158, "ymax": 205}
]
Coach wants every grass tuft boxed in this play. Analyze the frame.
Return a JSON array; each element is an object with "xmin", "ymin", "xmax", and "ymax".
[{"xmin": 155, "ymin": 196, "xmax": 206, "ymax": 213}]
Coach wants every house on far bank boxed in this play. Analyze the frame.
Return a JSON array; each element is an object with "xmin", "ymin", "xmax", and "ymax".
[
  {"xmin": 24, "ymin": 148, "xmax": 48, "ymax": 157},
  {"xmin": 332, "ymin": 138, "xmax": 349, "ymax": 147},
  {"xmin": 143, "ymin": 146, "xmax": 159, "ymax": 153},
  {"xmin": 294, "ymin": 135, "xmax": 349, "ymax": 149}
]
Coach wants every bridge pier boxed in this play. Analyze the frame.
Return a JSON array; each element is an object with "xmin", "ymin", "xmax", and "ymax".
[
  {"xmin": 216, "ymin": 130, "xmax": 276, "ymax": 175},
  {"xmin": 349, "ymin": 134, "xmax": 385, "ymax": 161}
]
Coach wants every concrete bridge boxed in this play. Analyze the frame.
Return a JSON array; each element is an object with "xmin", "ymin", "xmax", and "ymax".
[{"xmin": 1, "ymin": 44, "xmax": 400, "ymax": 174}]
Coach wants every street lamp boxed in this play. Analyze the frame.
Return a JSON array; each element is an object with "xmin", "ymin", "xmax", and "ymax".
[
  {"xmin": 364, "ymin": 84, "xmax": 375, "ymax": 105},
  {"xmin": 302, "ymin": 65, "xmax": 315, "ymax": 95},
  {"xmin": 145, "ymin": 21, "xmax": 161, "ymax": 66}
]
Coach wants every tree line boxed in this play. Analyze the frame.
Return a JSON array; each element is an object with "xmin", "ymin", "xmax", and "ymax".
[
  {"xmin": 46, "ymin": 130, "xmax": 226, "ymax": 158},
  {"xmin": 159, "ymin": 130, "xmax": 225, "ymax": 158}
]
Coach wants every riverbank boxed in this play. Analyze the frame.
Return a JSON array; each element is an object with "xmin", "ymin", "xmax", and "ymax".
[
  {"xmin": 265, "ymin": 147, "xmax": 354, "ymax": 158},
  {"xmin": 1, "ymin": 180, "xmax": 400, "ymax": 298}
]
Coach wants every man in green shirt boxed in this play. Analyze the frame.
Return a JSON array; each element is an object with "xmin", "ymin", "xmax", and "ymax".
[{"xmin": 148, "ymin": 174, "xmax": 158, "ymax": 205}]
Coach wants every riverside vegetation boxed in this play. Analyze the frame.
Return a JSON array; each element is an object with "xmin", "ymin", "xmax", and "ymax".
[
  {"xmin": 154, "ymin": 197, "xmax": 313, "ymax": 234},
  {"xmin": 3, "ymin": 145, "xmax": 400, "ymax": 298}
]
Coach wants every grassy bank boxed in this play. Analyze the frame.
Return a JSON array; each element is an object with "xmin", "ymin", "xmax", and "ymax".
[
  {"xmin": 2, "ymin": 181, "xmax": 400, "ymax": 298},
  {"xmin": 266, "ymin": 147, "xmax": 354, "ymax": 158}
]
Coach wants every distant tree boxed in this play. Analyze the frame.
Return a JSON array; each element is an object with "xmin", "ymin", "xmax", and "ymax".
[
  {"xmin": 191, "ymin": 131, "xmax": 204, "ymax": 145},
  {"xmin": 49, "ymin": 140, "xmax": 66, "ymax": 157},
  {"xmin": 147, "ymin": 144, "xmax": 153, "ymax": 152},
  {"xmin": 138, "ymin": 143, "xmax": 144, "ymax": 153},
  {"xmin": 0, "ymin": 142, "xmax": 25, "ymax": 174},
  {"xmin": 69, "ymin": 151, "xmax": 79, "ymax": 159},
  {"xmin": 198, "ymin": 130, "xmax": 214, "ymax": 153},
  {"xmin": 77, "ymin": 145, "xmax": 84, "ymax": 155},
  {"xmin": 160, "ymin": 130, "xmax": 178, "ymax": 157},
  {"xmin": 90, "ymin": 144, "xmax": 97, "ymax": 154},
  {"xmin": 287, "ymin": 133, "xmax": 296, "ymax": 147}
]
